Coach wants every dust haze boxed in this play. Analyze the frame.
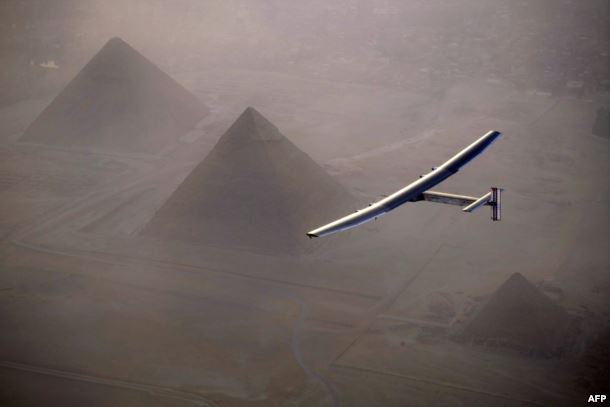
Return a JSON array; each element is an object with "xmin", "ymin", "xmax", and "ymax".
[{"xmin": 0, "ymin": 1, "xmax": 609, "ymax": 406}]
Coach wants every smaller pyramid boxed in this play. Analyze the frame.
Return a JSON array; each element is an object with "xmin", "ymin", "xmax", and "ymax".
[
  {"xmin": 459, "ymin": 273, "xmax": 570, "ymax": 357},
  {"xmin": 21, "ymin": 37, "xmax": 206, "ymax": 153},
  {"xmin": 141, "ymin": 107, "xmax": 354, "ymax": 255}
]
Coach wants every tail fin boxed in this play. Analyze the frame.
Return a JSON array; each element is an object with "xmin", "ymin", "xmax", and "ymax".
[{"xmin": 490, "ymin": 187, "xmax": 502, "ymax": 221}]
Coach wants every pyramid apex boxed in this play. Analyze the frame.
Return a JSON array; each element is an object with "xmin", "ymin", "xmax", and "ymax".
[
  {"xmin": 105, "ymin": 36, "xmax": 129, "ymax": 48},
  {"xmin": 94, "ymin": 37, "xmax": 138, "ymax": 64},
  {"xmin": 491, "ymin": 272, "xmax": 539, "ymax": 301},
  {"xmin": 239, "ymin": 106, "xmax": 259, "ymax": 119},
  {"xmin": 226, "ymin": 106, "xmax": 283, "ymax": 142},
  {"xmin": 500, "ymin": 272, "xmax": 533, "ymax": 290},
  {"xmin": 240, "ymin": 106, "xmax": 266, "ymax": 121},
  {"xmin": 507, "ymin": 272, "xmax": 527, "ymax": 283}
]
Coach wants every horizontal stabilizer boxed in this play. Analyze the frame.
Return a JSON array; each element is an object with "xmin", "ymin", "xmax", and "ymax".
[{"xmin": 462, "ymin": 191, "xmax": 492, "ymax": 212}]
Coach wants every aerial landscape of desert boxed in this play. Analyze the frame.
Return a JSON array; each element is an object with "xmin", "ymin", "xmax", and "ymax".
[{"xmin": 0, "ymin": 1, "xmax": 609, "ymax": 406}]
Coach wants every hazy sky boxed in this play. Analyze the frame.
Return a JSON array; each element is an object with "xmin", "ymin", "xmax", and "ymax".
[{"xmin": 2, "ymin": 0, "xmax": 608, "ymax": 105}]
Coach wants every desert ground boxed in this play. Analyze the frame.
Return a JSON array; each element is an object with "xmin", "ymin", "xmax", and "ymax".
[{"xmin": 1, "ymin": 2, "xmax": 609, "ymax": 406}]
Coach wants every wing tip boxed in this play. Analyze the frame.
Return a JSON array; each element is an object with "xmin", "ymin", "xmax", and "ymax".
[{"xmin": 306, "ymin": 232, "xmax": 319, "ymax": 239}]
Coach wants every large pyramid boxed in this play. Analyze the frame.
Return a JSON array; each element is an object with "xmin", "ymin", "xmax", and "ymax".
[
  {"xmin": 460, "ymin": 273, "xmax": 570, "ymax": 357},
  {"xmin": 141, "ymin": 107, "xmax": 354, "ymax": 255},
  {"xmin": 21, "ymin": 37, "xmax": 206, "ymax": 153}
]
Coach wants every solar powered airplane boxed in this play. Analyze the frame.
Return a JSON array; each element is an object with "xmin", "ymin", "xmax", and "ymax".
[{"xmin": 307, "ymin": 130, "xmax": 502, "ymax": 238}]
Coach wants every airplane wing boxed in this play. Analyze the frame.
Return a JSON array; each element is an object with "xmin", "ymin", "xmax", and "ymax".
[{"xmin": 306, "ymin": 130, "xmax": 501, "ymax": 238}]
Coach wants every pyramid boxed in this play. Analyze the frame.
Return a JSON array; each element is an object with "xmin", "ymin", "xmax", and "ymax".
[
  {"xmin": 141, "ymin": 107, "xmax": 354, "ymax": 255},
  {"xmin": 460, "ymin": 273, "xmax": 570, "ymax": 356},
  {"xmin": 20, "ymin": 37, "xmax": 206, "ymax": 153}
]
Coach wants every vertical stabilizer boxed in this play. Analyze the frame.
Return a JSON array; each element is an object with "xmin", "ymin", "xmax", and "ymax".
[{"xmin": 490, "ymin": 187, "xmax": 502, "ymax": 221}]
